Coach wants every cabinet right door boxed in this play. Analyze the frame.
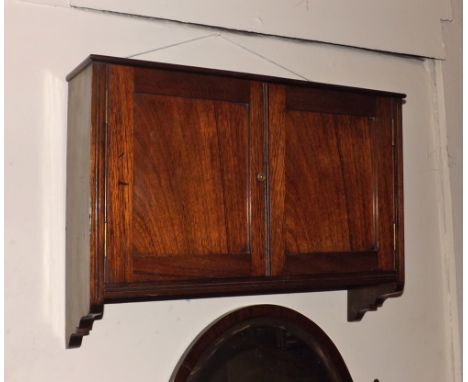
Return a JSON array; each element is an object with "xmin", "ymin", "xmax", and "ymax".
[{"xmin": 268, "ymin": 84, "xmax": 398, "ymax": 277}]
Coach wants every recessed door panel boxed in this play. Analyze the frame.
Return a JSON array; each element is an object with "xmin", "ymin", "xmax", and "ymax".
[
  {"xmin": 133, "ymin": 95, "xmax": 249, "ymax": 257},
  {"xmin": 285, "ymin": 111, "xmax": 376, "ymax": 254}
]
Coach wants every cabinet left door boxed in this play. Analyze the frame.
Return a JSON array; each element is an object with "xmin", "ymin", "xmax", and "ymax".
[{"xmin": 105, "ymin": 65, "xmax": 267, "ymax": 286}]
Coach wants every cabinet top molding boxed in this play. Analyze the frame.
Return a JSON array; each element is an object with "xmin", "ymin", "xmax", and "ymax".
[{"xmin": 67, "ymin": 54, "xmax": 406, "ymax": 99}]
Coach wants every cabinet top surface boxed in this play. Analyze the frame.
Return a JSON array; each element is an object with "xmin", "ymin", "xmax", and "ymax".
[{"xmin": 67, "ymin": 54, "xmax": 406, "ymax": 99}]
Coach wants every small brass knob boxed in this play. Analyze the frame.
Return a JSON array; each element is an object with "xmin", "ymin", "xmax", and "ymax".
[{"xmin": 257, "ymin": 172, "xmax": 266, "ymax": 182}]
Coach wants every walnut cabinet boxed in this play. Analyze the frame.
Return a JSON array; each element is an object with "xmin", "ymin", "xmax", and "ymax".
[{"xmin": 66, "ymin": 55, "xmax": 405, "ymax": 348}]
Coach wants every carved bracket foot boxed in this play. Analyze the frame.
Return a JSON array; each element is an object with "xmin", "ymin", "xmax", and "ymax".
[
  {"xmin": 67, "ymin": 306, "xmax": 104, "ymax": 349},
  {"xmin": 347, "ymin": 283, "xmax": 402, "ymax": 321}
]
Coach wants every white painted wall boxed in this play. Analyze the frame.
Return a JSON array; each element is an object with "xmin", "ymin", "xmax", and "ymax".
[
  {"xmin": 70, "ymin": 0, "xmax": 447, "ymax": 58},
  {"xmin": 440, "ymin": 0, "xmax": 462, "ymax": 344},
  {"xmin": 5, "ymin": 0, "xmax": 459, "ymax": 381}
]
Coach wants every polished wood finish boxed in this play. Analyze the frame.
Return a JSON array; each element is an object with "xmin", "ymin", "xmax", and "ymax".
[
  {"xmin": 285, "ymin": 85, "xmax": 377, "ymax": 116},
  {"xmin": 66, "ymin": 55, "xmax": 405, "ymax": 347},
  {"xmin": 134, "ymin": 66, "xmax": 250, "ymax": 103},
  {"xmin": 171, "ymin": 305, "xmax": 353, "ymax": 382},
  {"xmin": 284, "ymin": 112, "xmax": 375, "ymax": 254}
]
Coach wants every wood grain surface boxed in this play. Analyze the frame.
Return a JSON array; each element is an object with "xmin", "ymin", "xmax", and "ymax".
[
  {"xmin": 284, "ymin": 112, "xmax": 375, "ymax": 254},
  {"xmin": 106, "ymin": 65, "xmax": 135, "ymax": 284},
  {"xmin": 132, "ymin": 95, "xmax": 249, "ymax": 257}
]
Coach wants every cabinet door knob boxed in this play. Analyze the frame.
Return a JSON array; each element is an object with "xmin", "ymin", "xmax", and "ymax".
[{"xmin": 257, "ymin": 172, "xmax": 266, "ymax": 182}]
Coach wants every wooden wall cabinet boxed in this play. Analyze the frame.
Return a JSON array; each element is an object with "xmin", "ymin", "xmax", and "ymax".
[{"xmin": 66, "ymin": 55, "xmax": 405, "ymax": 348}]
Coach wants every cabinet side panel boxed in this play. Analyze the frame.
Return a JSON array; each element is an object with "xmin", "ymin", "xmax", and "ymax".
[
  {"xmin": 65, "ymin": 63, "xmax": 107, "ymax": 348},
  {"xmin": 394, "ymin": 98, "xmax": 404, "ymax": 289},
  {"xmin": 65, "ymin": 66, "xmax": 92, "ymax": 347},
  {"xmin": 375, "ymin": 97, "xmax": 396, "ymax": 271}
]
